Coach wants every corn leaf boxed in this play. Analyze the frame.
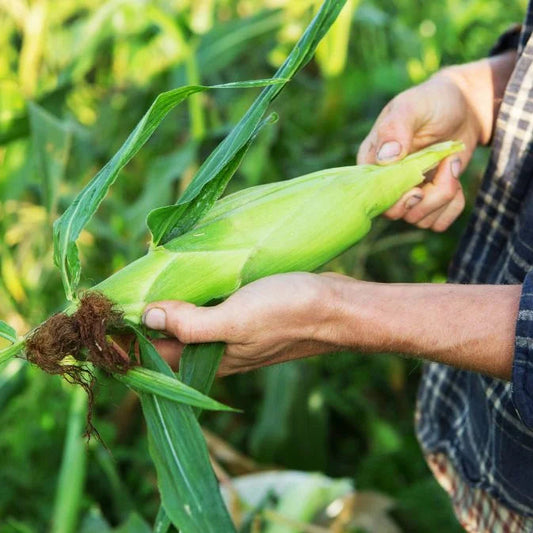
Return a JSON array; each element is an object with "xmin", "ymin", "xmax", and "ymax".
[
  {"xmin": 52, "ymin": 79, "xmax": 283, "ymax": 301},
  {"xmin": 179, "ymin": 342, "xmax": 225, "ymax": 399},
  {"xmin": 148, "ymin": 343, "xmax": 226, "ymax": 531},
  {"xmin": 146, "ymin": 135, "xmax": 254, "ymax": 247},
  {"xmin": 0, "ymin": 83, "xmax": 72, "ymax": 146},
  {"xmin": 0, "ymin": 360, "xmax": 27, "ymax": 411},
  {"xmin": 125, "ymin": 142, "xmax": 197, "ymax": 240},
  {"xmin": 50, "ymin": 386, "xmax": 88, "ymax": 533},
  {"xmin": 114, "ymin": 514, "xmax": 152, "ymax": 533},
  {"xmin": 115, "ymin": 366, "xmax": 238, "ymax": 413},
  {"xmin": 315, "ymin": 0, "xmax": 359, "ymax": 78},
  {"xmin": 0, "ymin": 321, "xmax": 21, "ymax": 366},
  {"xmin": 171, "ymin": 9, "xmax": 284, "ymax": 86},
  {"xmin": 146, "ymin": 0, "xmax": 348, "ymax": 246},
  {"xmin": 28, "ymin": 102, "xmax": 72, "ymax": 216},
  {"xmin": 0, "ymin": 321, "xmax": 16, "ymax": 345},
  {"xmin": 147, "ymin": 110, "xmax": 277, "ymax": 246},
  {"xmin": 132, "ymin": 328, "xmax": 236, "ymax": 533},
  {"xmin": 153, "ymin": 507, "xmax": 171, "ymax": 533}
]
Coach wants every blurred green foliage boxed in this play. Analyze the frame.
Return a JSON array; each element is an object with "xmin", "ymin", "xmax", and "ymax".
[{"xmin": 0, "ymin": 0, "xmax": 527, "ymax": 530}]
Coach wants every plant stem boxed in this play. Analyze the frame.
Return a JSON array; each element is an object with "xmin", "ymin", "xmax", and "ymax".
[{"xmin": 0, "ymin": 339, "xmax": 25, "ymax": 365}]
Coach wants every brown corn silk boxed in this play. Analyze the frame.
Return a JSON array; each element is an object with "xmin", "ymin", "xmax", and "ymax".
[{"xmin": 25, "ymin": 292, "xmax": 131, "ymax": 436}]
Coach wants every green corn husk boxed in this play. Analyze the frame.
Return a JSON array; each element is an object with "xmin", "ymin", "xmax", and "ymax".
[{"xmin": 95, "ymin": 141, "xmax": 463, "ymax": 320}]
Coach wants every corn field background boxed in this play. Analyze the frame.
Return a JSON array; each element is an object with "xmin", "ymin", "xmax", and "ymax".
[{"xmin": 0, "ymin": 0, "xmax": 527, "ymax": 531}]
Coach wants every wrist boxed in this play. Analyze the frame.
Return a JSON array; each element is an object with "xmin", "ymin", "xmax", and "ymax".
[
  {"xmin": 436, "ymin": 52, "xmax": 516, "ymax": 145},
  {"xmin": 434, "ymin": 65, "xmax": 488, "ymax": 145}
]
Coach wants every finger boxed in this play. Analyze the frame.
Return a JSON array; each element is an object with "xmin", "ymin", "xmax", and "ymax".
[
  {"xmin": 430, "ymin": 189, "xmax": 466, "ymax": 232},
  {"xmin": 403, "ymin": 156, "xmax": 462, "ymax": 224},
  {"xmin": 142, "ymin": 300, "xmax": 229, "ymax": 344},
  {"xmin": 357, "ymin": 133, "xmax": 377, "ymax": 165},
  {"xmin": 152, "ymin": 338, "xmax": 185, "ymax": 370},
  {"xmin": 414, "ymin": 204, "xmax": 447, "ymax": 229},
  {"xmin": 358, "ymin": 92, "xmax": 422, "ymax": 165},
  {"xmin": 383, "ymin": 187, "xmax": 425, "ymax": 220},
  {"xmin": 320, "ymin": 272, "xmax": 349, "ymax": 280}
]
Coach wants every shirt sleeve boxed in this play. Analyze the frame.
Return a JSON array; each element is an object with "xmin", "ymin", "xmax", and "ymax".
[
  {"xmin": 512, "ymin": 270, "xmax": 533, "ymax": 428},
  {"xmin": 490, "ymin": 23, "xmax": 522, "ymax": 56}
]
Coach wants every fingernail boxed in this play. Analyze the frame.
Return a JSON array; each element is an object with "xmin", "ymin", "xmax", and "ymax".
[
  {"xmin": 143, "ymin": 308, "xmax": 166, "ymax": 330},
  {"xmin": 451, "ymin": 158, "xmax": 461, "ymax": 179},
  {"xmin": 377, "ymin": 141, "xmax": 402, "ymax": 162},
  {"xmin": 405, "ymin": 194, "xmax": 423, "ymax": 210}
]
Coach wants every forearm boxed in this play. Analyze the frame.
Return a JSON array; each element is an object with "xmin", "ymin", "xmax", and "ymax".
[
  {"xmin": 437, "ymin": 50, "xmax": 517, "ymax": 145},
  {"xmin": 321, "ymin": 278, "xmax": 521, "ymax": 380}
]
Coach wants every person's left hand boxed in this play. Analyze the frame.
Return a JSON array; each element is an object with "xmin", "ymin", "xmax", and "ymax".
[{"xmin": 142, "ymin": 272, "xmax": 340, "ymax": 375}]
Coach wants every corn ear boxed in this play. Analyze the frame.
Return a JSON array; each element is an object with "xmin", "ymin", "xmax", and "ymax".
[{"xmin": 95, "ymin": 141, "xmax": 464, "ymax": 321}]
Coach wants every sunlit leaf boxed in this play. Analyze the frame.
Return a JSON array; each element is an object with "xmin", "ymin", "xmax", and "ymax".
[
  {"xmin": 115, "ymin": 366, "xmax": 238, "ymax": 413},
  {"xmin": 148, "ymin": 0, "xmax": 348, "ymax": 246},
  {"xmin": 0, "ymin": 321, "xmax": 16, "ymax": 345},
  {"xmin": 132, "ymin": 328, "xmax": 236, "ymax": 532},
  {"xmin": 53, "ymin": 79, "xmax": 283, "ymax": 301}
]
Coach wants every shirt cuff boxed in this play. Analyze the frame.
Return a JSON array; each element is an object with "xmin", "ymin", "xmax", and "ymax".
[
  {"xmin": 512, "ymin": 270, "xmax": 533, "ymax": 428},
  {"xmin": 490, "ymin": 23, "xmax": 522, "ymax": 56}
]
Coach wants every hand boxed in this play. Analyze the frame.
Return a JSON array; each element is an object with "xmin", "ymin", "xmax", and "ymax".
[
  {"xmin": 142, "ymin": 273, "xmax": 340, "ymax": 376},
  {"xmin": 357, "ymin": 52, "xmax": 515, "ymax": 232},
  {"xmin": 141, "ymin": 272, "xmax": 520, "ymax": 381}
]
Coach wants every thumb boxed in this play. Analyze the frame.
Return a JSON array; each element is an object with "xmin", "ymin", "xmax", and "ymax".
[
  {"xmin": 142, "ymin": 300, "xmax": 227, "ymax": 344},
  {"xmin": 358, "ymin": 92, "xmax": 420, "ymax": 165},
  {"xmin": 373, "ymin": 99, "xmax": 418, "ymax": 165}
]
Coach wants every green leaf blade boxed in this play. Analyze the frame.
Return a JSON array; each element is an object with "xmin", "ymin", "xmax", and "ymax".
[
  {"xmin": 116, "ymin": 366, "xmax": 238, "ymax": 413},
  {"xmin": 149, "ymin": 0, "xmax": 348, "ymax": 246},
  {"xmin": 153, "ymin": 507, "xmax": 171, "ymax": 533},
  {"xmin": 53, "ymin": 80, "xmax": 279, "ymax": 301},
  {"xmin": 132, "ymin": 329, "xmax": 236, "ymax": 533},
  {"xmin": 0, "ymin": 321, "xmax": 17, "ymax": 345},
  {"xmin": 178, "ymin": 342, "xmax": 225, "ymax": 395},
  {"xmin": 146, "ymin": 136, "xmax": 253, "ymax": 242},
  {"xmin": 53, "ymin": 84, "xmax": 206, "ymax": 300}
]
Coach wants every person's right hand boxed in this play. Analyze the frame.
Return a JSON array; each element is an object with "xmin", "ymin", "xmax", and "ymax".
[{"xmin": 357, "ymin": 52, "xmax": 515, "ymax": 232}]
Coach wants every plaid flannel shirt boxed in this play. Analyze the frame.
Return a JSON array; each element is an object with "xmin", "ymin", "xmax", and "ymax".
[{"xmin": 416, "ymin": 3, "xmax": 533, "ymax": 525}]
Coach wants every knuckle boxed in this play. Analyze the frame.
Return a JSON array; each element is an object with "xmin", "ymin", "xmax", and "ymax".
[
  {"xmin": 416, "ymin": 218, "xmax": 432, "ymax": 229},
  {"xmin": 404, "ymin": 210, "xmax": 424, "ymax": 224},
  {"xmin": 442, "ymin": 179, "xmax": 460, "ymax": 200},
  {"xmin": 456, "ymin": 193, "xmax": 466, "ymax": 211},
  {"xmin": 384, "ymin": 93, "xmax": 412, "ymax": 120},
  {"xmin": 384, "ymin": 210, "xmax": 401, "ymax": 221},
  {"xmin": 441, "ymin": 187, "xmax": 456, "ymax": 203},
  {"xmin": 384, "ymin": 202, "xmax": 406, "ymax": 220},
  {"xmin": 376, "ymin": 117, "xmax": 398, "ymax": 139},
  {"xmin": 432, "ymin": 221, "xmax": 449, "ymax": 233},
  {"xmin": 172, "ymin": 317, "xmax": 194, "ymax": 344}
]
